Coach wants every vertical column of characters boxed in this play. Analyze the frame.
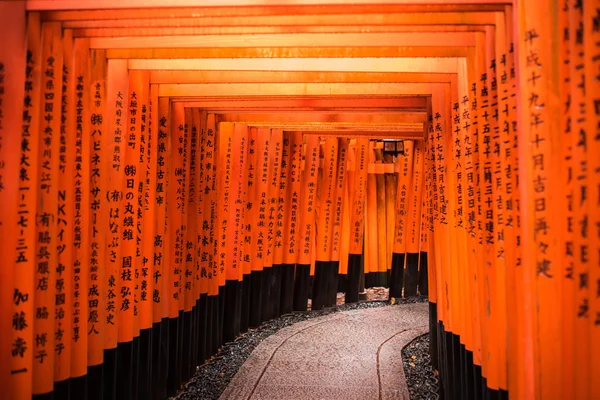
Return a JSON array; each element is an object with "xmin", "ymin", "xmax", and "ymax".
[
  {"xmin": 420, "ymin": 121, "xmax": 432, "ymax": 299},
  {"xmin": 427, "ymin": 102, "xmax": 445, "ymax": 328},
  {"xmin": 106, "ymin": 59, "xmax": 130, "ymax": 346},
  {"xmin": 570, "ymin": 3, "xmax": 591, "ymax": 398},
  {"xmin": 54, "ymin": 30, "xmax": 74, "ymax": 386},
  {"xmin": 134, "ymin": 71, "xmax": 151, "ymax": 334},
  {"xmin": 405, "ymin": 140, "xmax": 425, "ymax": 297},
  {"xmin": 274, "ymin": 131, "xmax": 291, "ymax": 268},
  {"xmin": 240, "ymin": 127, "xmax": 257, "ymax": 282},
  {"xmin": 557, "ymin": 3, "xmax": 575, "ymax": 398},
  {"xmin": 231, "ymin": 124, "xmax": 249, "ymax": 283},
  {"xmin": 266, "ymin": 129, "xmax": 283, "ymax": 316},
  {"xmin": 461, "ymin": 51, "xmax": 483, "ymax": 371},
  {"xmin": 266, "ymin": 130, "xmax": 283, "ymax": 271},
  {"xmin": 471, "ymin": 32, "xmax": 488, "ymax": 376},
  {"xmin": 194, "ymin": 110, "xmax": 208, "ymax": 302},
  {"xmin": 330, "ymin": 139, "xmax": 349, "ymax": 271},
  {"xmin": 470, "ymin": 33, "xmax": 490, "ymax": 383},
  {"xmin": 584, "ymin": 0, "xmax": 600, "ymax": 396},
  {"xmin": 283, "ymin": 132, "xmax": 303, "ymax": 267},
  {"xmin": 7, "ymin": 8, "xmax": 36, "ymax": 400},
  {"xmin": 154, "ymin": 97, "xmax": 170, "ymax": 323},
  {"xmin": 451, "ymin": 72, "xmax": 472, "ymax": 357},
  {"xmin": 178, "ymin": 106, "xmax": 190, "ymax": 314},
  {"xmin": 346, "ymin": 139, "xmax": 368, "ymax": 300},
  {"xmin": 216, "ymin": 122, "xmax": 233, "ymax": 283},
  {"xmin": 496, "ymin": 8, "xmax": 524, "ymax": 392},
  {"xmin": 489, "ymin": 24, "xmax": 508, "ymax": 391},
  {"xmin": 168, "ymin": 102, "xmax": 185, "ymax": 319},
  {"xmin": 190, "ymin": 109, "xmax": 203, "ymax": 305},
  {"xmin": 477, "ymin": 39, "xmax": 499, "ymax": 388},
  {"xmin": 71, "ymin": 38, "xmax": 90, "ymax": 380},
  {"xmin": 505, "ymin": 26, "xmax": 524, "ymax": 400},
  {"xmin": 88, "ymin": 48, "xmax": 107, "ymax": 368},
  {"xmin": 432, "ymin": 88, "xmax": 453, "ymax": 336},
  {"xmin": 184, "ymin": 108, "xmax": 197, "ymax": 314},
  {"xmin": 33, "ymin": 21, "xmax": 63, "ymax": 396},
  {"xmin": 517, "ymin": 1, "xmax": 563, "ymax": 397},
  {"xmin": 296, "ymin": 136, "xmax": 320, "ymax": 290},
  {"xmin": 205, "ymin": 115, "xmax": 218, "ymax": 298},
  {"xmin": 393, "ymin": 141, "xmax": 414, "ymax": 257},
  {"xmin": 131, "ymin": 70, "xmax": 149, "ymax": 340},
  {"xmin": 383, "ymin": 149, "xmax": 396, "ymax": 280},
  {"xmin": 253, "ymin": 129, "xmax": 271, "ymax": 274},
  {"xmin": 104, "ymin": 59, "xmax": 128, "ymax": 349}
]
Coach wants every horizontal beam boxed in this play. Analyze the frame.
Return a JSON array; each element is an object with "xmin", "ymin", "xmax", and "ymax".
[
  {"xmin": 72, "ymin": 24, "xmax": 489, "ymax": 37},
  {"xmin": 212, "ymin": 112, "xmax": 427, "ymax": 124},
  {"xmin": 28, "ymin": 1, "xmax": 511, "ymax": 11},
  {"xmin": 89, "ymin": 32, "xmax": 476, "ymax": 49},
  {"xmin": 149, "ymin": 70, "xmax": 453, "ymax": 84},
  {"xmin": 130, "ymin": 57, "xmax": 461, "ymax": 72},
  {"xmin": 173, "ymin": 96, "xmax": 429, "ymax": 109},
  {"xmin": 107, "ymin": 46, "xmax": 469, "ymax": 59},
  {"xmin": 235, "ymin": 122, "xmax": 424, "ymax": 132},
  {"xmin": 63, "ymin": 12, "xmax": 497, "ymax": 29},
  {"xmin": 157, "ymin": 82, "xmax": 447, "ymax": 97},
  {"xmin": 41, "ymin": 4, "xmax": 506, "ymax": 20}
]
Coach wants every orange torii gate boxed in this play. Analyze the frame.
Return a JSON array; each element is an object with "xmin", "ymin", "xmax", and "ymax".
[{"xmin": 0, "ymin": 1, "xmax": 598, "ymax": 400}]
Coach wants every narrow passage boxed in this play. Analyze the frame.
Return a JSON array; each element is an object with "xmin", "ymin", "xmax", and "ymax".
[{"xmin": 221, "ymin": 303, "xmax": 428, "ymax": 400}]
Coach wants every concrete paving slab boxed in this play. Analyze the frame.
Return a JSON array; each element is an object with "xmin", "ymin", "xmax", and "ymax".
[{"xmin": 220, "ymin": 303, "xmax": 428, "ymax": 400}]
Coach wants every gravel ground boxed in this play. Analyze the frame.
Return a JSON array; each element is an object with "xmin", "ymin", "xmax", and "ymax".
[
  {"xmin": 401, "ymin": 333, "xmax": 440, "ymax": 400},
  {"xmin": 174, "ymin": 293, "xmax": 428, "ymax": 400}
]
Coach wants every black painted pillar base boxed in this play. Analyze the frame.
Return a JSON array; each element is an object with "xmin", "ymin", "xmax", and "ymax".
[
  {"xmin": 217, "ymin": 285, "xmax": 225, "ymax": 349},
  {"xmin": 260, "ymin": 267, "xmax": 273, "ymax": 322},
  {"xmin": 249, "ymin": 270, "xmax": 263, "ymax": 327},
  {"xmin": 270, "ymin": 264, "xmax": 282, "ymax": 319},
  {"xmin": 138, "ymin": 327, "xmax": 152, "ymax": 400},
  {"xmin": 280, "ymin": 263, "xmax": 295, "ymax": 315},
  {"xmin": 312, "ymin": 260, "xmax": 329, "ymax": 310},
  {"xmin": 166, "ymin": 316, "xmax": 180, "ymax": 397},
  {"xmin": 404, "ymin": 252, "xmax": 419, "ymax": 297},
  {"xmin": 116, "ymin": 340, "xmax": 134, "ymax": 400},
  {"xmin": 54, "ymin": 379, "xmax": 69, "ymax": 400},
  {"xmin": 292, "ymin": 264, "xmax": 310, "ymax": 311},
  {"xmin": 327, "ymin": 261, "xmax": 339, "ymax": 307},
  {"xmin": 346, "ymin": 254, "xmax": 362, "ymax": 303},
  {"xmin": 418, "ymin": 252, "xmax": 428, "ymax": 296},
  {"xmin": 71, "ymin": 374, "xmax": 87, "ymax": 400},
  {"xmin": 240, "ymin": 275, "xmax": 251, "ymax": 333},
  {"xmin": 223, "ymin": 279, "xmax": 240, "ymax": 343},
  {"xmin": 235, "ymin": 279, "xmax": 243, "ymax": 337},
  {"xmin": 151, "ymin": 318, "xmax": 168, "ymax": 400},
  {"xmin": 389, "ymin": 252, "xmax": 405, "ymax": 298},
  {"xmin": 88, "ymin": 363, "xmax": 103, "ymax": 400},
  {"xmin": 103, "ymin": 347, "xmax": 117, "ymax": 400},
  {"xmin": 181, "ymin": 310, "xmax": 193, "ymax": 382},
  {"xmin": 436, "ymin": 320, "xmax": 510, "ymax": 400},
  {"xmin": 198, "ymin": 294, "xmax": 208, "ymax": 364},
  {"xmin": 337, "ymin": 272, "xmax": 347, "ymax": 293}
]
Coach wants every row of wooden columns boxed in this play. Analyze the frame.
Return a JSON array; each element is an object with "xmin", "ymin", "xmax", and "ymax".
[
  {"xmin": 0, "ymin": 9, "xmax": 430, "ymax": 400},
  {"xmin": 1, "ymin": 1, "xmax": 600, "ymax": 399}
]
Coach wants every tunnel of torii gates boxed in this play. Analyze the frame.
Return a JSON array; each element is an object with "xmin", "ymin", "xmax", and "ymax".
[{"xmin": 0, "ymin": 0, "xmax": 599, "ymax": 399}]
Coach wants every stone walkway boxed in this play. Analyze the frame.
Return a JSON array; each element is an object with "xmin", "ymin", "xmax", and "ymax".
[{"xmin": 220, "ymin": 303, "xmax": 428, "ymax": 400}]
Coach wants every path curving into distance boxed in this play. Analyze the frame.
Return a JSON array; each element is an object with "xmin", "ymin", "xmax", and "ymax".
[{"xmin": 220, "ymin": 303, "xmax": 428, "ymax": 400}]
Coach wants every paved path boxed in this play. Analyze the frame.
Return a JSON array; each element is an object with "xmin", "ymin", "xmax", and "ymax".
[{"xmin": 220, "ymin": 303, "xmax": 429, "ymax": 400}]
